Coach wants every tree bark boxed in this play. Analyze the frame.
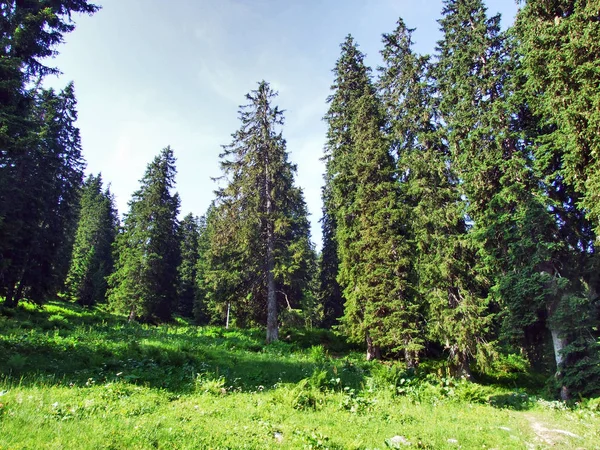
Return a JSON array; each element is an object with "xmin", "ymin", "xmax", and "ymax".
[
  {"xmin": 366, "ymin": 333, "xmax": 381, "ymax": 360},
  {"xmin": 265, "ymin": 147, "xmax": 278, "ymax": 344},
  {"xmin": 404, "ymin": 348, "xmax": 417, "ymax": 369},
  {"xmin": 550, "ymin": 326, "xmax": 570, "ymax": 400}
]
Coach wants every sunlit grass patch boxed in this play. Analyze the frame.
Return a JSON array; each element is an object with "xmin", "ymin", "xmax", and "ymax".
[{"xmin": 0, "ymin": 301, "xmax": 598, "ymax": 449}]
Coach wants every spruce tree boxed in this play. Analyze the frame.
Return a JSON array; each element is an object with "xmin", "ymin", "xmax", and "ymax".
[
  {"xmin": 377, "ymin": 11, "xmax": 495, "ymax": 375},
  {"xmin": 208, "ymin": 81, "xmax": 314, "ymax": 342},
  {"xmin": 433, "ymin": 0, "xmax": 586, "ymax": 381},
  {"xmin": 176, "ymin": 213, "xmax": 200, "ymax": 319},
  {"xmin": 108, "ymin": 147, "xmax": 180, "ymax": 323},
  {"xmin": 0, "ymin": 0, "xmax": 98, "ymax": 307},
  {"xmin": 514, "ymin": 0, "xmax": 600, "ymax": 398},
  {"xmin": 515, "ymin": 0, "xmax": 600, "ymax": 236},
  {"xmin": 65, "ymin": 174, "xmax": 118, "ymax": 306},
  {"xmin": 323, "ymin": 36, "xmax": 421, "ymax": 362},
  {"xmin": 377, "ymin": 19, "xmax": 442, "ymax": 367},
  {"xmin": 1, "ymin": 84, "xmax": 85, "ymax": 306},
  {"xmin": 336, "ymin": 86, "xmax": 419, "ymax": 363},
  {"xmin": 319, "ymin": 36, "xmax": 372, "ymax": 334}
]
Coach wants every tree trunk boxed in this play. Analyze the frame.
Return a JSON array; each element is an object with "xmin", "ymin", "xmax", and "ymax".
[
  {"xmin": 550, "ymin": 327, "xmax": 570, "ymax": 400},
  {"xmin": 366, "ymin": 333, "xmax": 381, "ymax": 361},
  {"xmin": 449, "ymin": 346, "xmax": 472, "ymax": 379},
  {"xmin": 454, "ymin": 355, "xmax": 472, "ymax": 380},
  {"xmin": 128, "ymin": 307, "xmax": 136, "ymax": 322},
  {"xmin": 265, "ymin": 148, "xmax": 278, "ymax": 344},
  {"xmin": 405, "ymin": 349, "xmax": 417, "ymax": 369}
]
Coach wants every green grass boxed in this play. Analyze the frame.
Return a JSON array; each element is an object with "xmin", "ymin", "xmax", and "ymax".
[{"xmin": 1, "ymin": 301, "xmax": 599, "ymax": 449}]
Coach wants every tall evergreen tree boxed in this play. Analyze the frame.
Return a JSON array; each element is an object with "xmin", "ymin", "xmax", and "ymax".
[
  {"xmin": 108, "ymin": 147, "xmax": 180, "ymax": 323},
  {"xmin": 434, "ymin": 0, "xmax": 586, "ymax": 381},
  {"xmin": 177, "ymin": 213, "xmax": 200, "ymax": 319},
  {"xmin": 1, "ymin": 83, "xmax": 85, "ymax": 306},
  {"xmin": 378, "ymin": 19, "xmax": 488, "ymax": 372},
  {"xmin": 319, "ymin": 36, "xmax": 372, "ymax": 333},
  {"xmin": 194, "ymin": 211, "xmax": 215, "ymax": 325},
  {"xmin": 324, "ymin": 36, "xmax": 421, "ymax": 362},
  {"xmin": 0, "ymin": 0, "xmax": 98, "ymax": 306},
  {"xmin": 337, "ymin": 86, "xmax": 420, "ymax": 363},
  {"xmin": 208, "ymin": 81, "xmax": 314, "ymax": 342},
  {"xmin": 514, "ymin": 0, "xmax": 600, "ymax": 398},
  {"xmin": 515, "ymin": 0, "xmax": 600, "ymax": 236},
  {"xmin": 65, "ymin": 173, "xmax": 118, "ymax": 306}
]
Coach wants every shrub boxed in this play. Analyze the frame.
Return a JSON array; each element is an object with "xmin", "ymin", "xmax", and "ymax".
[
  {"xmin": 195, "ymin": 373, "xmax": 226, "ymax": 395},
  {"xmin": 308, "ymin": 345, "xmax": 327, "ymax": 365}
]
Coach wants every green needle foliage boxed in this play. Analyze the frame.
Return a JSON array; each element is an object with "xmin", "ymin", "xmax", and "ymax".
[
  {"xmin": 176, "ymin": 213, "xmax": 201, "ymax": 319},
  {"xmin": 324, "ymin": 36, "xmax": 422, "ymax": 362},
  {"xmin": 514, "ymin": 0, "xmax": 600, "ymax": 398},
  {"xmin": 319, "ymin": 36, "xmax": 371, "ymax": 332},
  {"xmin": 339, "ymin": 87, "xmax": 420, "ymax": 364},
  {"xmin": 207, "ymin": 81, "xmax": 314, "ymax": 342},
  {"xmin": 378, "ymin": 19, "xmax": 472, "ymax": 371},
  {"xmin": 1, "ymin": 0, "xmax": 599, "ymax": 402},
  {"xmin": 516, "ymin": 0, "xmax": 600, "ymax": 236},
  {"xmin": 1, "ymin": 84, "xmax": 85, "ymax": 306},
  {"xmin": 0, "ymin": 1, "xmax": 99, "ymax": 307},
  {"xmin": 108, "ymin": 147, "xmax": 181, "ymax": 323},
  {"xmin": 65, "ymin": 174, "xmax": 118, "ymax": 307}
]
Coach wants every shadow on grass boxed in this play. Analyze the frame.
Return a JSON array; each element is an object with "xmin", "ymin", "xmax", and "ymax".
[
  {"xmin": 488, "ymin": 392, "xmax": 534, "ymax": 410},
  {"xmin": 0, "ymin": 301, "xmax": 368, "ymax": 394}
]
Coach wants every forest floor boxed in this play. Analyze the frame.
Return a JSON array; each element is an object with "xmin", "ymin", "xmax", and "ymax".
[{"xmin": 0, "ymin": 301, "xmax": 599, "ymax": 449}]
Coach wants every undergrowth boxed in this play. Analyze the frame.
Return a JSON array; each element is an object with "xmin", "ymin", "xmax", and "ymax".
[{"xmin": 0, "ymin": 300, "xmax": 598, "ymax": 449}]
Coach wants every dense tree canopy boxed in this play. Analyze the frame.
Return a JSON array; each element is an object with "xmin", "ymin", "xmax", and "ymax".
[
  {"xmin": 0, "ymin": 0, "xmax": 99, "ymax": 307},
  {"xmin": 1, "ymin": 0, "xmax": 599, "ymax": 400}
]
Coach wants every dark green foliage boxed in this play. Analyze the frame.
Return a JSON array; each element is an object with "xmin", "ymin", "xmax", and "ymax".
[
  {"xmin": 324, "ymin": 36, "xmax": 422, "ymax": 362},
  {"xmin": 318, "ymin": 36, "xmax": 371, "ymax": 332},
  {"xmin": 317, "ymin": 202, "xmax": 343, "ymax": 329},
  {"xmin": 338, "ymin": 88, "xmax": 421, "ymax": 364},
  {"xmin": 176, "ymin": 213, "xmax": 200, "ymax": 318},
  {"xmin": 429, "ymin": 0, "xmax": 554, "ymax": 375},
  {"xmin": 206, "ymin": 81, "xmax": 315, "ymax": 341},
  {"xmin": 65, "ymin": 174, "xmax": 118, "ymax": 306},
  {"xmin": 108, "ymin": 147, "xmax": 180, "ymax": 323},
  {"xmin": 377, "ymin": 16, "xmax": 489, "ymax": 373},
  {"xmin": 516, "ymin": 0, "xmax": 600, "ymax": 235},
  {"xmin": 0, "ymin": 83, "xmax": 85, "ymax": 306},
  {"xmin": 513, "ymin": 0, "xmax": 600, "ymax": 397},
  {"xmin": 0, "ymin": 1, "xmax": 99, "ymax": 82},
  {"xmin": 0, "ymin": 1, "xmax": 99, "ymax": 308}
]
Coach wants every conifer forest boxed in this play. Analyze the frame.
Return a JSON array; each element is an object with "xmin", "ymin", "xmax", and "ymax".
[{"xmin": 2, "ymin": 2, "xmax": 600, "ymax": 447}]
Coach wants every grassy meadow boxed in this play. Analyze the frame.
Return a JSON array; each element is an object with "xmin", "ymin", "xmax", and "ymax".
[{"xmin": 1, "ymin": 301, "xmax": 599, "ymax": 449}]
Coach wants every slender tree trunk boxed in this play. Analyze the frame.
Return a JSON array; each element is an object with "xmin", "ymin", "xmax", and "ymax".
[
  {"xmin": 366, "ymin": 333, "xmax": 381, "ymax": 361},
  {"xmin": 265, "ymin": 149, "xmax": 278, "ymax": 344},
  {"xmin": 546, "ymin": 287, "xmax": 570, "ymax": 401},
  {"xmin": 225, "ymin": 302, "xmax": 230, "ymax": 329},
  {"xmin": 405, "ymin": 348, "xmax": 416, "ymax": 369},
  {"xmin": 550, "ymin": 326, "xmax": 570, "ymax": 401}
]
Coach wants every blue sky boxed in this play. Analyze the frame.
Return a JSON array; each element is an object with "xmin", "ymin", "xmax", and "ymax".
[{"xmin": 46, "ymin": 0, "xmax": 519, "ymax": 249}]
